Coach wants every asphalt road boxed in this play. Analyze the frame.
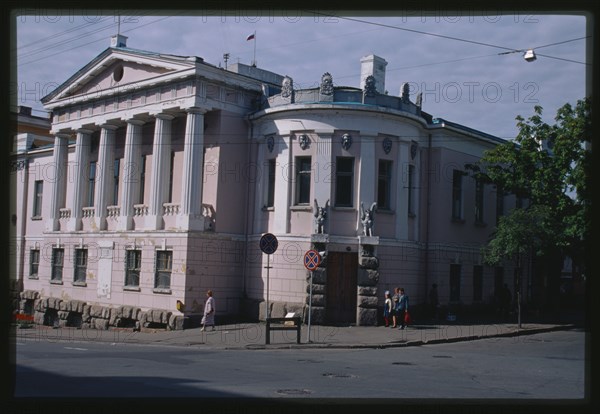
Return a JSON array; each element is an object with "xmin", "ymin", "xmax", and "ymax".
[{"xmin": 13, "ymin": 330, "xmax": 586, "ymax": 400}]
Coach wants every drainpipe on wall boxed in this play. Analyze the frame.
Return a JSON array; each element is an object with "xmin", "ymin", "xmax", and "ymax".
[{"xmin": 423, "ymin": 133, "xmax": 432, "ymax": 305}]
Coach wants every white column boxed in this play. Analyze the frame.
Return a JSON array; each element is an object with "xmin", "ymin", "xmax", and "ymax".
[
  {"xmin": 395, "ymin": 141, "xmax": 410, "ymax": 240},
  {"xmin": 67, "ymin": 129, "xmax": 92, "ymax": 231},
  {"xmin": 45, "ymin": 133, "xmax": 69, "ymax": 232},
  {"xmin": 118, "ymin": 119, "xmax": 144, "ymax": 231},
  {"xmin": 14, "ymin": 158, "xmax": 29, "ymax": 284},
  {"xmin": 273, "ymin": 134, "xmax": 291, "ymax": 234},
  {"xmin": 94, "ymin": 124, "xmax": 117, "ymax": 231},
  {"xmin": 146, "ymin": 113, "xmax": 174, "ymax": 230},
  {"xmin": 177, "ymin": 108, "xmax": 206, "ymax": 230},
  {"xmin": 357, "ymin": 134, "xmax": 376, "ymax": 234}
]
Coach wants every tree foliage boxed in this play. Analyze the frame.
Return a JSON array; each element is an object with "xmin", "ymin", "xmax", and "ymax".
[{"xmin": 468, "ymin": 98, "xmax": 591, "ymax": 266}]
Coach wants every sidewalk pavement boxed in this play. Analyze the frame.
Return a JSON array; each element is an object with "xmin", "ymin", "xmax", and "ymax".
[{"xmin": 13, "ymin": 318, "xmax": 580, "ymax": 350}]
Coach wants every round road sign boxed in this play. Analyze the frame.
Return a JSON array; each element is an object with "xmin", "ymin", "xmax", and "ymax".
[
  {"xmin": 303, "ymin": 250, "xmax": 322, "ymax": 271},
  {"xmin": 259, "ymin": 233, "xmax": 278, "ymax": 255}
]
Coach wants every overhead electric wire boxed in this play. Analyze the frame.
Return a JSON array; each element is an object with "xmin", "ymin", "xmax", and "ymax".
[
  {"xmin": 18, "ymin": 14, "xmax": 177, "ymax": 67},
  {"xmin": 307, "ymin": 10, "xmax": 589, "ymax": 65}
]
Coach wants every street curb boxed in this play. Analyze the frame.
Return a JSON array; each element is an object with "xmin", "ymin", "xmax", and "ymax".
[{"xmin": 231, "ymin": 324, "xmax": 578, "ymax": 351}]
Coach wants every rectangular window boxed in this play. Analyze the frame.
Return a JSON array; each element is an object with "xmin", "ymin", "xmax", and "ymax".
[
  {"xmin": 295, "ymin": 157, "xmax": 312, "ymax": 205},
  {"xmin": 168, "ymin": 152, "xmax": 175, "ymax": 203},
  {"xmin": 51, "ymin": 248, "xmax": 64, "ymax": 282},
  {"xmin": 335, "ymin": 157, "xmax": 354, "ymax": 207},
  {"xmin": 473, "ymin": 265, "xmax": 483, "ymax": 301},
  {"xmin": 475, "ymin": 178, "xmax": 484, "ymax": 223},
  {"xmin": 33, "ymin": 180, "xmax": 43, "ymax": 217},
  {"xmin": 73, "ymin": 248, "xmax": 88, "ymax": 284},
  {"xmin": 495, "ymin": 186, "xmax": 504, "ymax": 225},
  {"xmin": 449, "ymin": 264, "xmax": 461, "ymax": 302},
  {"xmin": 266, "ymin": 159, "xmax": 276, "ymax": 208},
  {"xmin": 408, "ymin": 164, "xmax": 415, "ymax": 215},
  {"xmin": 155, "ymin": 250, "xmax": 172, "ymax": 289},
  {"xmin": 125, "ymin": 249, "xmax": 142, "ymax": 287},
  {"xmin": 87, "ymin": 161, "xmax": 96, "ymax": 207},
  {"xmin": 452, "ymin": 170, "xmax": 463, "ymax": 220},
  {"xmin": 139, "ymin": 155, "xmax": 147, "ymax": 205},
  {"xmin": 113, "ymin": 159, "xmax": 120, "ymax": 205},
  {"xmin": 377, "ymin": 160, "xmax": 392, "ymax": 210},
  {"xmin": 29, "ymin": 249, "xmax": 40, "ymax": 278}
]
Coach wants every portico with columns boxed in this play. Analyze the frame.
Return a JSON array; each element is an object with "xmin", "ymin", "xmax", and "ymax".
[{"xmin": 21, "ymin": 40, "xmax": 273, "ymax": 325}]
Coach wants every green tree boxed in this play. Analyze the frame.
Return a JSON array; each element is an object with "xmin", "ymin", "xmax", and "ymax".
[{"xmin": 467, "ymin": 98, "xmax": 591, "ymax": 323}]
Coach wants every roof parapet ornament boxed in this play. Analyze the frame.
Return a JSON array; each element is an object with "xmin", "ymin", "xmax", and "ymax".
[
  {"xmin": 281, "ymin": 76, "xmax": 294, "ymax": 102},
  {"xmin": 401, "ymin": 82, "xmax": 410, "ymax": 103},
  {"xmin": 320, "ymin": 72, "xmax": 334, "ymax": 96},
  {"xmin": 363, "ymin": 75, "xmax": 377, "ymax": 98}
]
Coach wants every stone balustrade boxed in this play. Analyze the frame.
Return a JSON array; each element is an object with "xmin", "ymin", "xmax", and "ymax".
[
  {"xmin": 133, "ymin": 204, "xmax": 148, "ymax": 216},
  {"xmin": 82, "ymin": 207, "xmax": 95, "ymax": 218}
]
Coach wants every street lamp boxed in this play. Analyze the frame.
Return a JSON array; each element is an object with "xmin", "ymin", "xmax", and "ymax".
[{"xmin": 523, "ymin": 49, "xmax": 537, "ymax": 62}]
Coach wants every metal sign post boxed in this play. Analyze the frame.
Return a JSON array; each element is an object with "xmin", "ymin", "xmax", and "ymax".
[
  {"xmin": 303, "ymin": 250, "xmax": 322, "ymax": 343},
  {"xmin": 259, "ymin": 233, "xmax": 278, "ymax": 320}
]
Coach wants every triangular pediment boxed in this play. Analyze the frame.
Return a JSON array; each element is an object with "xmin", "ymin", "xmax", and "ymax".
[{"xmin": 43, "ymin": 47, "xmax": 197, "ymax": 105}]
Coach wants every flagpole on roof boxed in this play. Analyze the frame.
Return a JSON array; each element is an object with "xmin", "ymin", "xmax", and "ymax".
[{"xmin": 253, "ymin": 30, "xmax": 257, "ymax": 67}]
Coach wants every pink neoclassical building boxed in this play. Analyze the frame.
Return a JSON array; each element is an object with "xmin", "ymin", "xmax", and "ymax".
[{"xmin": 11, "ymin": 35, "xmax": 528, "ymax": 329}]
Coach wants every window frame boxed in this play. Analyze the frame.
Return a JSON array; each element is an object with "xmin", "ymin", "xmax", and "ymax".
[
  {"xmin": 113, "ymin": 158, "xmax": 120, "ymax": 206},
  {"xmin": 154, "ymin": 250, "xmax": 173, "ymax": 290},
  {"xmin": 294, "ymin": 156, "xmax": 312, "ymax": 206},
  {"xmin": 87, "ymin": 161, "xmax": 96, "ymax": 207},
  {"xmin": 377, "ymin": 159, "xmax": 392, "ymax": 210},
  {"xmin": 335, "ymin": 157, "xmax": 355, "ymax": 208},
  {"xmin": 125, "ymin": 249, "xmax": 142, "ymax": 288},
  {"xmin": 451, "ymin": 169, "xmax": 464, "ymax": 220},
  {"xmin": 29, "ymin": 249, "xmax": 40, "ymax": 279},
  {"xmin": 266, "ymin": 158, "xmax": 276, "ymax": 208},
  {"xmin": 139, "ymin": 155, "xmax": 147, "ymax": 205},
  {"xmin": 32, "ymin": 180, "xmax": 44, "ymax": 218},
  {"xmin": 408, "ymin": 164, "xmax": 416, "ymax": 215},
  {"xmin": 449, "ymin": 263, "xmax": 461, "ymax": 302},
  {"xmin": 73, "ymin": 248, "xmax": 88, "ymax": 284},
  {"xmin": 475, "ymin": 178, "xmax": 485, "ymax": 224},
  {"xmin": 51, "ymin": 247, "xmax": 65, "ymax": 282}
]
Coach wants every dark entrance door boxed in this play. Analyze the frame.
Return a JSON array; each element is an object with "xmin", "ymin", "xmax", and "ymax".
[{"xmin": 326, "ymin": 252, "xmax": 357, "ymax": 325}]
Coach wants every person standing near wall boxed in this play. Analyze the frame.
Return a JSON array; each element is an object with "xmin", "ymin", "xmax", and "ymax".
[
  {"xmin": 391, "ymin": 287, "xmax": 400, "ymax": 328},
  {"xmin": 201, "ymin": 290, "xmax": 216, "ymax": 332},
  {"xmin": 383, "ymin": 291, "xmax": 392, "ymax": 327},
  {"xmin": 398, "ymin": 288, "xmax": 409, "ymax": 330}
]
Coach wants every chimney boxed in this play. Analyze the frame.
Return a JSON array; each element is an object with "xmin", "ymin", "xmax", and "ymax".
[
  {"xmin": 360, "ymin": 55, "xmax": 387, "ymax": 94},
  {"xmin": 110, "ymin": 34, "xmax": 128, "ymax": 48}
]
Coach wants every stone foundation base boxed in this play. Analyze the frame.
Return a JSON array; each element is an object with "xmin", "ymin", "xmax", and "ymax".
[{"xmin": 16, "ymin": 290, "xmax": 185, "ymax": 330}]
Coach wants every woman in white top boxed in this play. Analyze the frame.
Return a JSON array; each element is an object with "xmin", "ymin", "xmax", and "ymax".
[{"xmin": 201, "ymin": 290, "xmax": 215, "ymax": 331}]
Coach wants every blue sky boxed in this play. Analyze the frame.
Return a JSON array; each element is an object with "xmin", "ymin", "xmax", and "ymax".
[{"xmin": 13, "ymin": 10, "xmax": 589, "ymax": 140}]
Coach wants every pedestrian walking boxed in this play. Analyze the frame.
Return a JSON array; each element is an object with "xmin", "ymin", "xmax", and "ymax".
[
  {"xmin": 383, "ymin": 291, "xmax": 392, "ymax": 327},
  {"xmin": 398, "ymin": 287, "xmax": 410, "ymax": 329},
  {"xmin": 201, "ymin": 290, "xmax": 216, "ymax": 332},
  {"xmin": 391, "ymin": 287, "xmax": 400, "ymax": 328}
]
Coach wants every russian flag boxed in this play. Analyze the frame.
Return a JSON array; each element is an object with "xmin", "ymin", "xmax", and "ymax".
[{"xmin": 246, "ymin": 32, "xmax": 255, "ymax": 41}]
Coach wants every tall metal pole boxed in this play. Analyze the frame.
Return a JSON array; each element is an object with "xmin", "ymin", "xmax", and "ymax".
[
  {"xmin": 266, "ymin": 253, "xmax": 270, "ymax": 319},
  {"xmin": 306, "ymin": 270, "xmax": 313, "ymax": 343}
]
